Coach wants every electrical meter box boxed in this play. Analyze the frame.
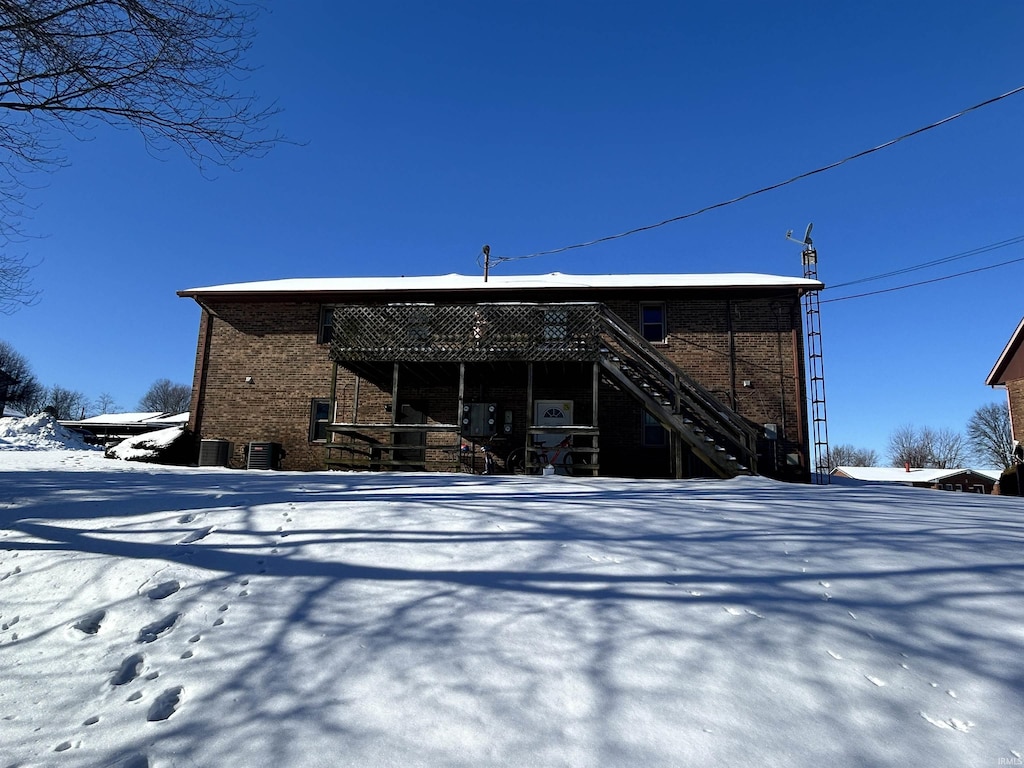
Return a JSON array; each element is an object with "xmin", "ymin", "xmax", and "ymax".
[{"xmin": 462, "ymin": 403, "xmax": 497, "ymax": 437}]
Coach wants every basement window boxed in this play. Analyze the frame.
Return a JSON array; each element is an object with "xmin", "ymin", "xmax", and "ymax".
[
  {"xmin": 640, "ymin": 303, "xmax": 666, "ymax": 342},
  {"xmin": 309, "ymin": 398, "xmax": 331, "ymax": 442}
]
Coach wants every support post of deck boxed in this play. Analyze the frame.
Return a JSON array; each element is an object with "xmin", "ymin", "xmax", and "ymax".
[
  {"xmin": 592, "ymin": 361, "xmax": 600, "ymax": 475},
  {"xmin": 457, "ymin": 362, "xmax": 466, "ymax": 470},
  {"xmin": 526, "ymin": 362, "xmax": 534, "ymax": 460}
]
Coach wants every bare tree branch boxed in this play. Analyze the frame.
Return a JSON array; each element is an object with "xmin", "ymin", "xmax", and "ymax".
[
  {"xmin": 139, "ymin": 377, "xmax": 190, "ymax": 412},
  {"xmin": 966, "ymin": 402, "xmax": 1014, "ymax": 469},
  {"xmin": 888, "ymin": 424, "xmax": 968, "ymax": 469},
  {"xmin": 0, "ymin": 0, "xmax": 282, "ymax": 311}
]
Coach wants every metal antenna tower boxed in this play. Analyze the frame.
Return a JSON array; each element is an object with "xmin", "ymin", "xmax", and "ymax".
[{"xmin": 786, "ymin": 223, "xmax": 830, "ymax": 484}]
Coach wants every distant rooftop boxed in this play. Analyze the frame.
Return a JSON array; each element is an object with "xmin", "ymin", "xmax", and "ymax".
[
  {"xmin": 832, "ymin": 466, "xmax": 1002, "ymax": 483},
  {"xmin": 179, "ymin": 271, "xmax": 824, "ymax": 298}
]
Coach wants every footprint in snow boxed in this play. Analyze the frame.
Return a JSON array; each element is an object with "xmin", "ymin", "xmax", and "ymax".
[
  {"xmin": 111, "ymin": 653, "xmax": 144, "ymax": 686},
  {"xmin": 137, "ymin": 613, "xmax": 181, "ymax": 644},
  {"xmin": 919, "ymin": 712, "xmax": 973, "ymax": 731},
  {"xmin": 54, "ymin": 740, "xmax": 75, "ymax": 752},
  {"xmin": 177, "ymin": 513, "xmax": 195, "ymax": 524},
  {"xmin": 864, "ymin": 675, "xmax": 886, "ymax": 687},
  {"xmin": 2, "ymin": 615, "xmax": 19, "ymax": 631},
  {"xmin": 83, "ymin": 715, "xmax": 100, "ymax": 726},
  {"xmin": 147, "ymin": 686, "xmax": 183, "ymax": 722},
  {"xmin": 73, "ymin": 610, "xmax": 105, "ymax": 635},
  {"xmin": 146, "ymin": 581, "xmax": 181, "ymax": 600},
  {"xmin": 178, "ymin": 526, "xmax": 214, "ymax": 545}
]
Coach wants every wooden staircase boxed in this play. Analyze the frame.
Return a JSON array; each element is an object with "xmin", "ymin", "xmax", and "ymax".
[{"xmin": 597, "ymin": 306, "xmax": 758, "ymax": 478}]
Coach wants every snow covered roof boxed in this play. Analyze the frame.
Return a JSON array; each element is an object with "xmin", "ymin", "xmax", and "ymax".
[
  {"xmin": 831, "ymin": 466, "xmax": 1000, "ymax": 484},
  {"xmin": 62, "ymin": 412, "xmax": 189, "ymax": 430},
  {"xmin": 148, "ymin": 412, "xmax": 190, "ymax": 424},
  {"xmin": 75, "ymin": 412, "xmax": 168, "ymax": 425},
  {"xmin": 179, "ymin": 271, "xmax": 823, "ymax": 298}
]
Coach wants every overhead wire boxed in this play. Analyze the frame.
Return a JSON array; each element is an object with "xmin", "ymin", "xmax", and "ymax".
[
  {"xmin": 825, "ymin": 235, "xmax": 1024, "ymax": 291},
  {"xmin": 488, "ymin": 83, "xmax": 1024, "ymax": 266},
  {"xmin": 821, "ymin": 253, "xmax": 1024, "ymax": 303}
]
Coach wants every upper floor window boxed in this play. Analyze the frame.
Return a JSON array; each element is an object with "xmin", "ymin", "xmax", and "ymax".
[
  {"xmin": 318, "ymin": 306, "xmax": 335, "ymax": 344},
  {"xmin": 542, "ymin": 308, "xmax": 569, "ymax": 342},
  {"xmin": 640, "ymin": 303, "xmax": 666, "ymax": 342}
]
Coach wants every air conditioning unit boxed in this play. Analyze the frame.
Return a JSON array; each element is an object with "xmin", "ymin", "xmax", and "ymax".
[
  {"xmin": 246, "ymin": 441, "xmax": 282, "ymax": 470},
  {"xmin": 198, "ymin": 439, "xmax": 232, "ymax": 467}
]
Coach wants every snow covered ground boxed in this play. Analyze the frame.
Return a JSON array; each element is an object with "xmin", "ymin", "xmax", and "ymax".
[{"xmin": 1, "ymin": 416, "xmax": 1023, "ymax": 767}]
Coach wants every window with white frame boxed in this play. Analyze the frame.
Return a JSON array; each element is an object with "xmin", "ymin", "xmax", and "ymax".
[{"xmin": 542, "ymin": 307, "xmax": 569, "ymax": 342}]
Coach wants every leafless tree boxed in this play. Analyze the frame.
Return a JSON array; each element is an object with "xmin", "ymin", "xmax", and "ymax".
[
  {"xmin": 44, "ymin": 384, "xmax": 89, "ymax": 419},
  {"xmin": 139, "ymin": 378, "xmax": 191, "ymax": 413},
  {"xmin": 931, "ymin": 427, "xmax": 968, "ymax": 469},
  {"xmin": 823, "ymin": 443, "xmax": 878, "ymax": 471},
  {"xmin": 967, "ymin": 401, "xmax": 1014, "ymax": 469},
  {"xmin": 888, "ymin": 424, "xmax": 929, "ymax": 468},
  {"xmin": 0, "ymin": 337, "xmax": 42, "ymax": 408},
  {"xmin": 0, "ymin": 252, "xmax": 37, "ymax": 314},
  {"xmin": 888, "ymin": 424, "xmax": 968, "ymax": 469},
  {"xmin": 0, "ymin": 0, "xmax": 282, "ymax": 311},
  {"xmin": 93, "ymin": 392, "xmax": 119, "ymax": 415}
]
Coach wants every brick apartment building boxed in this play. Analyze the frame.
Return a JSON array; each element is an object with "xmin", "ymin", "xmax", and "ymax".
[{"xmin": 178, "ymin": 271, "xmax": 821, "ymax": 479}]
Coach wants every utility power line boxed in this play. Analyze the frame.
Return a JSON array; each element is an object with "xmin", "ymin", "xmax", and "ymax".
[
  {"xmin": 821, "ymin": 253, "xmax": 1024, "ymax": 304},
  {"xmin": 488, "ymin": 83, "xmax": 1024, "ymax": 267},
  {"xmin": 826, "ymin": 235, "xmax": 1024, "ymax": 291}
]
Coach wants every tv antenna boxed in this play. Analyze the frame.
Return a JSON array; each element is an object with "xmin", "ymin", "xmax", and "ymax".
[{"xmin": 786, "ymin": 223, "xmax": 816, "ymax": 265}]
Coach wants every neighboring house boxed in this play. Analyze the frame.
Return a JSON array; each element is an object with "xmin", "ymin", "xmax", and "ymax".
[
  {"xmin": 831, "ymin": 466, "xmax": 1000, "ymax": 493},
  {"xmin": 60, "ymin": 412, "xmax": 189, "ymax": 445},
  {"xmin": 0, "ymin": 369, "xmax": 15, "ymax": 417},
  {"xmin": 177, "ymin": 271, "xmax": 822, "ymax": 479},
  {"xmin": 986, "ymin": 316, "xmax": 1024, "ymax": 442}
]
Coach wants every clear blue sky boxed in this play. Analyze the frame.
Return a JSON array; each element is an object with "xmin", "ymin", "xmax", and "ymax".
[{"xmin": 2, "ymin": 1, "xmax": 1022, "ymax": 462}]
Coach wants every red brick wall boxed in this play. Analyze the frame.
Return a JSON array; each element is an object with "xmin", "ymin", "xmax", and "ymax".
[
  {"xmin": 1006, "ymin": 380, "xmax": 1024, "ymax": 443},
  {"xmin": 189, "ymin": 301, "xmax": 346, "ymax": 470},
  {"xmin": 186, "ymin": 290, "xmax": 809, "ymax": 474}
]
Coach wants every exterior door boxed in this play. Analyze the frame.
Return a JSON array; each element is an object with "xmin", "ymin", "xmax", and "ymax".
[{"xmin": 534, "ymin": 400, "xmax": 573, "ymax": 448}]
